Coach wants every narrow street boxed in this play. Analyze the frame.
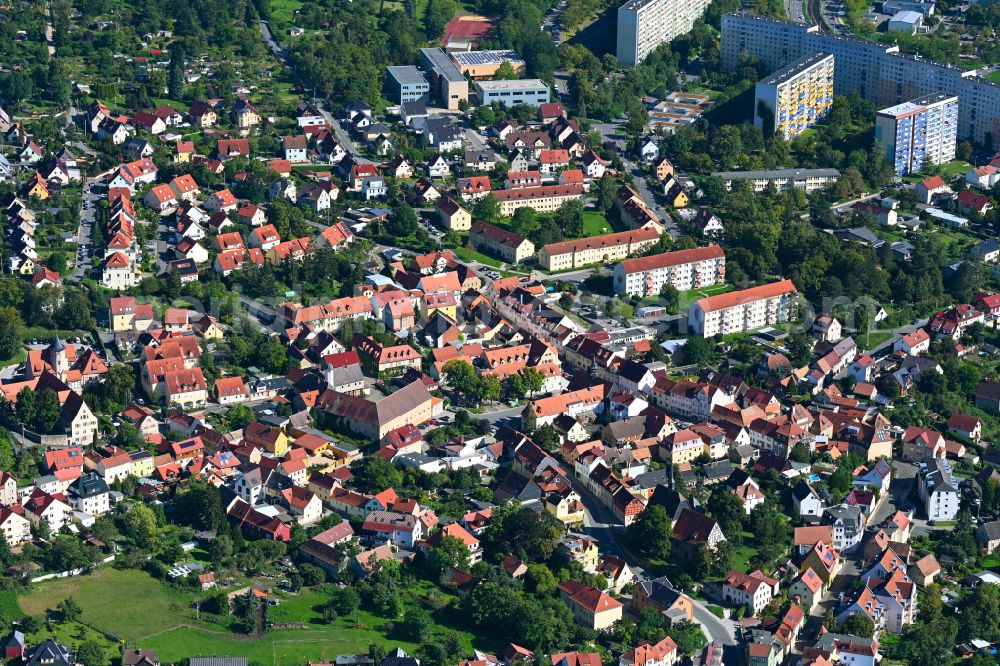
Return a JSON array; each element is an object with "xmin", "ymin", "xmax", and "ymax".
[
  {"xmin": 257, "ymin": 20, "xmax": 360, "ymax": 158},
  {"xmin": 43, "ymin": 1, "xmax": 56, "ymax": 55},
  {"xmin": 571, "ymin": 476, "xmax": 739, "ymax": 651}
]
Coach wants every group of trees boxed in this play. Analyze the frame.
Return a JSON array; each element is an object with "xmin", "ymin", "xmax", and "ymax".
[{"xmin": 443, "ymin": 359, "xmax": 502, "ymax": 407}]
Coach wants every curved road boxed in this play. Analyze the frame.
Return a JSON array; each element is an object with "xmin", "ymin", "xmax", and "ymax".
[{"xmin": 571, "ymin": 479, "xmax": 738, "ymax": 650}]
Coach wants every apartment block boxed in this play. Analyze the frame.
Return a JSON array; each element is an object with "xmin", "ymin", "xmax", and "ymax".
[
  {"xmin": 491, "ymin": 183, "xmax": 584, "ymax": 216},
  {"xmin": 419, "ymin": 48, "xmax": 469, "ymax": 110},
  {"xmin": 475, "ymin": 79, "xmax": 551, "ymax": 108},
  {"xmin": 613, "ymin": 244, "xmax": 726, "ymax": 297},
  {"xmin": 754, "ymin": 52, "xmax": 835, "ymax": 140},
  {"xmin": 539, "ymin": 228, "xmax": 661, "ymax": 271},
  {"xmin": 720, "ymin": 12, "xmax": 1000, "ymax": 144},
  {"xmin": 875, "ymin": 93, "xmax": 958, "ymax": 177},
  {"xmin": 688, "ymin": 279, "xmax": 798, "ymax": 337},
  {"xmin": 617, "ymin": 0, "xmax": 712, "ymax": 66},
  {"xmin": 712, "ymin": 168, "xmax": 840, "ymax": 193}
]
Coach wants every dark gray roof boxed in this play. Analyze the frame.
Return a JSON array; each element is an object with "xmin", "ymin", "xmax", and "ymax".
[
  {"xmin": 72, "ymin": 472, "xmax": 109, "ymax": 499},
  {"xmin": 24, "ymin": 640, "xmax": 74, "ymax": 666}
]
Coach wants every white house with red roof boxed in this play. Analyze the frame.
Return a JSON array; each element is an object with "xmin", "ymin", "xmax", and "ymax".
[
  {"xmin": 892, "ymin": 327, "xmax": 930, "ymax": 356},
  {"xmin": 722, "ymin": 569, "xmax": 779, "ymax": 615}
]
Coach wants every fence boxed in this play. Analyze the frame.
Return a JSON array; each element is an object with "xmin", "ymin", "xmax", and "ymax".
[{"xmin": 30, "ymin": 554, "xmax": 116, "ymax": 583}]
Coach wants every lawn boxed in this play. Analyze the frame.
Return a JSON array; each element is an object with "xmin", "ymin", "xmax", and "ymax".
[
  {"xmin": 453, "ymin": 246, "xmax": 502, "ymax": 268},
  {"xmin": 678, "ymin": 283, "xmax": 733, "ymax": 311},
  {"xmin": 858, "ymin": 330, "xmax": 893, "ymax": 350},
  {"xmin": 19, "ymin": 568, "xmax": 490, "ymax": 666},
  {"xmin": 938, "ymin": 159, "xmax": 974, "ymax": 177},
  {"xmin": 989, "ymin": 71, "xmax": 1000, "ymax": 84},
  {"xmin": 19, "ymin": 568, "xmax": 199, "ymax": 642},
  {"xmin": 581, "ymin": 211, "xmax": 613, "ymax": 237}
]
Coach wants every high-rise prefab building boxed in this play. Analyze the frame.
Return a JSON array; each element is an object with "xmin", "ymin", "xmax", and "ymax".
[
  {"xmin": 754, "ymin": 52, "xmax": 835, "ymax": 140},
  {"xmin": 875, "ymin": 93, "xmax": 958, "ymax": 177},
  {"xmin": 616, "ymin": 0, "xmax": 712, "ymax": 66}
]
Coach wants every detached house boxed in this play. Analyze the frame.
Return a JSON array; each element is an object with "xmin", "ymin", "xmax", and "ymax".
[
  {"xmin": 722, "ymin": 569, "xmax": 779, "ymax": 615},
  {"xmin": 557, "ymin": 580, "xmax": 623, "ymax": 630}
]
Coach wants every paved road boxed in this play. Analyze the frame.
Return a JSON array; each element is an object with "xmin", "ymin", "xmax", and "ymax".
[
  {"xmin": 43, "ymin": 1, "xmax": 55, "ymax": 55},
  {"xmin": 572, "ymin": 477, "xmax": 738, "ymax": 649},
  {"xmin": 257, "ymin": 20, "xmax": 360, "ymax": 157},
  {"xmin": 72, "ymin": 178, "xmax": 103, "ymax": 278},
  {"xmin": 591, "ymin": 122, "xmax": 680, "ymax": 238},
  {"xmin": 786, "ymin": 0, "xmax": 806, "ymax": 22}
]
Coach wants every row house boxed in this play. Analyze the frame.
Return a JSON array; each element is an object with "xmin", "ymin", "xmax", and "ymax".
[
  {"xmin": 522, "ymin": 384, "xmax": 605, "ymax": 430},
  {"xmin": 539, "ymin": 228, "xmax": 661, "ymax": 271},
  {"xmin": 279, "ymin": 296, "xmax": 374, "ymax": 333},
  {"xmin": 649, "ymin": 378, "xmax": 733, "ymax": 422}
]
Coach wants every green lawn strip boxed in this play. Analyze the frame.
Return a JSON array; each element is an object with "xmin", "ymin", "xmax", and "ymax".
[
  {"xmin": 452, "ymin": 246, "xmax": 502, "ymax": 268},
  {"xmin": 860, "ymin": 330, "xmax": 893, "ymax": 350},
  {"xmin": 678, "ymin": 284, "xmax": 733, "ymax": 311}
]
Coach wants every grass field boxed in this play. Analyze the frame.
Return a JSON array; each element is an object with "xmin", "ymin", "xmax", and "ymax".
[
  {"xmin": 988, "ymin": 71, "xmax": 1000, "ymax": 84},
  {"xmin": 581, "ymin": 211, "xmax": 613, "ymax": 237},
  {"xmin": 19, "ymin": 568, "xmax": 489, "ymax": 665}
]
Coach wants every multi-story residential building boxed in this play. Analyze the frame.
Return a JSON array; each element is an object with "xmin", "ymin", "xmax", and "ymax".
[
  {"xmin": 918, "ymin": 458, "xmax": 959, "ymax": 521},
  {"xmin": 822, "ymin": 505, "xmax": 865, "ymax": 552},
  {"xmin": 384, "ymin": 66, "xmax": 430, "ymax": 104},
  {"xmin": 474, "ymin": 79, "xmax": 551, "ymax": 107},
  {"xmin": 613, "ymin": 244, "xmax": 725, "ymax": 297},
  {"xmin": 754, "ymin": 52, "xmax": 835, "ymax": 140},
  {"xmin": 419, "ymin": 48, "xmax": 469, "ymax": 110},
  {"xmin": 492, "ymin": 183, "xmax": 585, "ymax": 216},
  {"xmin": 0, "ymin": 507, "xmax": 31, "ymax": 547},
  {"xmin": 616, "ymin": 0, "xmax": 712, "ymax": 66},
  {"xmin": 557, "ymin": 580, "xmax": 624, "ymax": 630},
  {"xmin": 69, "ymin": 472, "xmax": 110, "ymax": 516},
  {"xmin": 722, "ymin": 569, "xmax": 780, "ymax": 615},
  {"xmin": 720, "ymin": 12, "xmax": 1000, "ymax": 144},
  {"xmin": 540, "ymin": 228, "xmax": 661, "ymax": 271},
  {"xmin": 711, "ymin": 168, "xmax": 840, "ymax": 193},
  {"xmin": 688, "ymin": 279, "xmax": 798, "ymax": 337},
  {"xmin": 469, "ymin": 221, "xmax": 536, "ymax": 264},
  {"xmin": 875, "ymin": 93, "xmax": 958, "ymax": 177}
]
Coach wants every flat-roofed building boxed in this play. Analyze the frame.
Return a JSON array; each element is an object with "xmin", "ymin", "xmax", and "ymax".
[
  {"xmin": 450, "ymin": 50, "xmax": 526, "ymax": 79},
  {"xmin": 385, "ymin": 65, "xmax": 430, "ymax": 104},
  {"xmin": 712, "ymin": 168, "xmax": 840, "ymax": 193},
  {"xmin": 617, "ymin": 0, "xmax": 712, "ymax": 66},
  {"xmin": 754, "ymin": 52, "xmax": 835, "ymax": 140},
  {"xmin": 875, "ymin": 93, "xmax": 958, "ymax": 177},
  {"xmin": 420, "ymin": 48, "xmax": 469, "ymax": 110},
  {"xmin": 475, "ymin": 79, "xmax": 551, "ymax": 108},
  {"xmin": 719, "ymin": 12, "xmax": 1000, "ymax": 144}
]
